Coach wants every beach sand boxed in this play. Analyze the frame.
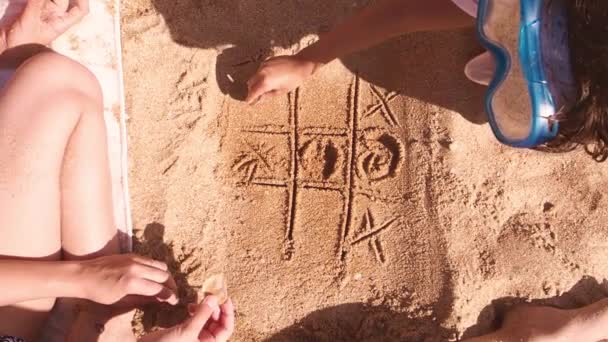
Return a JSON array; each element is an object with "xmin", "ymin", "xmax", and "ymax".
[{"xmin": 121, "ymin": 1, "xmax": 608, "ymax": 340}]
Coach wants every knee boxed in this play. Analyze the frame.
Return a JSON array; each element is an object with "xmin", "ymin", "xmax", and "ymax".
[{"xmin": 16, "ymin": 51, "xmax": 103, "ymax": 106}]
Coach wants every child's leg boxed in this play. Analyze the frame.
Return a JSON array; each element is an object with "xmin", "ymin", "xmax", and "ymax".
[
  {"xmin": 0, "ymin": 50, "xmax": 114, "ymax": 340},
  {"xmin": 59, "ymin": 56, "xmax": 118, "ymax": 260},
  {"xmin": 54, "ymin": 53, "xmax": 136, "ymax": 340}
]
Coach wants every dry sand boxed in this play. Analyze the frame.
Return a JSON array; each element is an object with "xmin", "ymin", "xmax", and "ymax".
[{"xmin": 121, "ymin": 1, "xmax": 608, "ymax": 340}]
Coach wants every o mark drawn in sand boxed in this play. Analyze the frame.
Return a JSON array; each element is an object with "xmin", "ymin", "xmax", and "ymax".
[{"xmin": 357, "ymin": 131, "xmax": 404, "ymax": 182}]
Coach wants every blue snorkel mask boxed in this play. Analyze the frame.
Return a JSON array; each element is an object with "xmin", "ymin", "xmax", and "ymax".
[{"xmin": 477, "ymin": 0, "xmax": 577, "ymax": 148}]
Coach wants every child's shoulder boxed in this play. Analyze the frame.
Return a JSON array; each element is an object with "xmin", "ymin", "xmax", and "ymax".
[{"xmin": 451, "ymin": 0, "xmax": 479, "ymax": 18}]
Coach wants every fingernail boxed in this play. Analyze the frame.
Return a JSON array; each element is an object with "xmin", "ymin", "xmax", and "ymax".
[
  {"xmin": 212, "ymin": 307, "xmax": 220, "ymax": 321},
  {"xmin": 188, "ymin": 303, "xmax": 197, "ymax": 315},
  {"xmin": 205, "ymin": 295, "xmax": 218, "ymax": 308},
  {"xmin": 166, "ymin": 292, "xmax": 178, "ymax": 305}
]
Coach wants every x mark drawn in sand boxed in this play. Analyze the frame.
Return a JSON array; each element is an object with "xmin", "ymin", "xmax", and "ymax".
[
  {"xmin": 351, "ymin": 208, "xmax": 398, "ymax": 264},
  {"xmin": 363, "ymin": 85, "xmax": 400, "ymax": 128},
  {"xmin": 233, "ymin": 141, "xmax": 276, "ymax": 184}
]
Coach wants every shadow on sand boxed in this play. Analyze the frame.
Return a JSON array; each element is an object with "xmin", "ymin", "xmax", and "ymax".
[
  {"xmin": 133, "ymin": 222, "xmax": 199, "ymax": 330},
  {"xmin": 151, "ymin": 0, "xmax": 487, "ymax": 124}
]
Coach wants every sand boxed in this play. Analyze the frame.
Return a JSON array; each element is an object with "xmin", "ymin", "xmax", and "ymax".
[{"xmin": 121, "ymin": 1, "xmax": 608, "ymax": 340}]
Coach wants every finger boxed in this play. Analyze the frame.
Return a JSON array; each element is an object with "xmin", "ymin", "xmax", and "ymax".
[
  {"xmin": 72, "ymin": 0, "xmax": 89, "ymax": 15},
  {"xmin": 154, "ymin": 285, "xmax": 179, "ymax": 305},
  {"xmin": 165, "ymin": 274, "xmax": 178, "ymax": 293},
  {"xmin": 198, "ymin": 331, "xmax": 216, "ymax": 342},
  {"xmin": 190, "ymin": 305, "xmax": 220, "ymax": 322},
  {"xmin": 267, "ymin": 89, "xmax": 283, "ymax": 97},
  {"xmin": 130, "ymin": 254, "xmax": 169, "ymax": 271},
  {"xmin": 188, "ymin": 303, "xmax": 198, "ymax": 316},
  {"xmin": 248, "ymin": 86, "xmax": 284, "ymax": 105},
  {"xmin": 127, "ymin": 278, "xmax": 178, "ymax": 305},
  {"xmin": 211, "ymin": 307, "xmax": 220, "ymax": 321},
  {"xmin": 131, "ymin": 263, "xmax": 171, "ymax": 284},
  {"xmin": 254, "ymin": 90, "xmax": 282, "ymax": 105},
  {"xmin": 184, "ymin": 296, "xmax": 218, "ymax": 333},
  {"xmin": 47, "ymin": 2, "xmax": 87, "ymax": 34},
  {"xmin": 210, "ymin": 298, "xmax": 235, "ymax": 341},
  {"xmin": 246, "ymin": 76, "xmax": 272, "ymax": 105},
  {"xmin": 207, "ymin": 321, "xmax": 221, "ymax": 332},
  {"xmin": 43, "ymin": 0, "xmax": 70, "ymax": 16},
  {"xmin": 201, "ymin": 322, "xmax": 223, "ymax": 342},
  {"xmin": 50, "ymin": 0, "xmax": 70, "ymax": 12},
  {"xmin": 23, "ymin": 0, "xmax": 46, "ymax": 21},
  {"xmin": 250, "ymin": 94, "xmax": 265, "ymax": 106},
  {"xmin": 245, "ymin": 74, "xmax": 262, "ymax": 99}
]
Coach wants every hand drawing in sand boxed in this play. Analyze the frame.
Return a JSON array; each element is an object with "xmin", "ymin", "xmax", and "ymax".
[
  {"xmin": 150, "ymin": 0, "xmax": 484, "ymax": 121},
  {"xmin": 149, "ymin": 0, "xmax": 361, "ymax": 101}
]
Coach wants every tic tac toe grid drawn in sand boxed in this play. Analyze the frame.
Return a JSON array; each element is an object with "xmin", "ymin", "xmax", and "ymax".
[
  {"xmin": 220, "ymin": 66, "xmax": 451, "ymax": 339},
  {"xmin": 227, "ymin": 72, "xmax": 411, "ymax": 266}
]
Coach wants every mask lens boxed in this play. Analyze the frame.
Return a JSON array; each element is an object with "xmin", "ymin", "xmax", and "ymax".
[{"xmin": 482, "ymin": 0, "xmax": 532, "ymax": 141}]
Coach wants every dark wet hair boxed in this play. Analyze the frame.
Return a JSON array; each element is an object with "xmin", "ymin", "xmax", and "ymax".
[{"xmin": 547, "ymin": 0, "xmax": 608, "ymax": 161}]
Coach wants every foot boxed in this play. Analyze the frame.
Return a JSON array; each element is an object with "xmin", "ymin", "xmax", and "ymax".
[{"xmin": 467, "ymin": 299, "xmax": 608, "ymax": 342}]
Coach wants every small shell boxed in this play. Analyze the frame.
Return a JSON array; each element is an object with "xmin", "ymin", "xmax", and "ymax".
[{"xmin": 201, "ymin": 274, "xmax": 228, "ymax": 305}]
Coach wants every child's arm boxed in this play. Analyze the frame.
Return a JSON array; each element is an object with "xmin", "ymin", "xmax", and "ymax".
[
  {"xmin": 0, "ymin": 255, "xmax": 177, "ymax": 306},
  {"xmin": 246, "ymin": 0, "xmax": 473, "ymax": 104},
  {"xmin": 0, "ymin": 260, "xmax": 83, "ymax": 305},
  {"xmin": 298, "ymin": 0, "xmax": 473, "ymax": 67}
]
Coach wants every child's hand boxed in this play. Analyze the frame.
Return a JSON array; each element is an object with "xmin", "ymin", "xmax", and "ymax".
[
  {"xmin": 76, "ymin": 254, "xmax": 179, "ymax": 306},
  {"xmin": 2, "ymin": 0, "xmax": 89, "ymax": 50},
  {"xmin": 246, "ymin": 55, "xmax": 318, "ymax": 105},
  {"xmin": 139, "ymin": 296, "xmax": 235, "ymax": 342}
]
